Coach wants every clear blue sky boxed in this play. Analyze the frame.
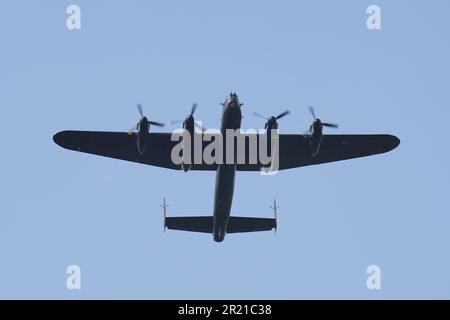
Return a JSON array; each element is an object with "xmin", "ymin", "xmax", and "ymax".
[{"xmin": 1, "ymin": 0, "xmax": 449, "ymax": 299}]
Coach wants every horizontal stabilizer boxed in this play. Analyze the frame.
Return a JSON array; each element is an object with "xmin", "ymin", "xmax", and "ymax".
[
  {"xmin": 227, "ymin": 217, "xmax": 276, "ymax": 233},
  {"xmin": 164, "ymin": 216, "xmax": 276, "ymax": 234},
  {"xmin": 165, "ymin": 216, "xmax": 212, "ymax": 233}
]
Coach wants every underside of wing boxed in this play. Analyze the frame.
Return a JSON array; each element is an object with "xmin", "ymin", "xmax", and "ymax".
[
  {"xmin": 273, "ymin": 134, "xmax": 400, "ymax": 170},
  {"xmin": 54, "ymin": 131, "xmax": 399, "ymax": 171},
  {"xmin": 53, "ymin": 130, "xmax": 217, "ymax": 170}
]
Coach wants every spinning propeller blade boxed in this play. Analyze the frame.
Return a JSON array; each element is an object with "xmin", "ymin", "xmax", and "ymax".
[
  {"xmin": 252, "ymin": 112, "xmax": 268, "ymax": 120},
  {"xmin": 322, "ymin": 122, "xmax": 339, "ymax": 128},
  {"xmin": 137, "ymin": 104, "xmax": 144, "ymax": 118},
  {"xmin": 308, "ymin": 106, "xmax": 316, "ymax": 120},
  {"xmin": 131, "ymin": 103, "xmax": 165, "ymax": 130},
  {"xmin": 275, "ymin": 110, "xmax": 290, "ymax": 120},
  {"xmin": 148, "ymin": 120, "xmax": 165, "ymax": 127},
  {"xmin": 308, "ymin": 106, "xmax": 338, "ymax": 129},
  {"xmin": 190, "ymin": 103, "xmax": 198, "ymax": 116}
]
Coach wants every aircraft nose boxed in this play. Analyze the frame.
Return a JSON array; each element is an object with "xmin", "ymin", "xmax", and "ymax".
[{"xmin": 228, "ymin": 93, "xmax": 239, "ymax": 106}]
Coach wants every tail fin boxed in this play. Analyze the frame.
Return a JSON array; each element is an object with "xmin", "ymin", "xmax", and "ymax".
[
  {"xmin": 270, "ymin": 198, "xmax": 279, "ymax": 234},
  {"xmin": 160, "ymin": 197, "xmax": 169, "ymax": 232}
]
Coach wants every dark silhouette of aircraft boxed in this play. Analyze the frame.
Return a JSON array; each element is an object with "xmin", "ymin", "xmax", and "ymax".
[{"xmin": 53, "ymin": 92, "xmax": 400, "ymax": 242}]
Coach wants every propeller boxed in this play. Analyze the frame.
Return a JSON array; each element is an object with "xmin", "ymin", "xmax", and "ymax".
[
  {"xmin": 253, "ymin": 110, "xmax": 290, "ymax": 121},
  {"xmin": 137, "ymin": 103, "xmax": 144, "ymax": 118},
  {"xmin": 169, "ymin": 103, "xmax": 206, "ymax": 131},
  {"xmin": 308, "ymin": 106, "xmax": 316, "ymax": 120},
  {"xmin": 253, "ymin": 110, "xmax": 290, "ymax": 130},
  {"xmin": 190, "ymin": 103, "xmax": 197, "ymax": 116},
  {"xmin": 138, "ymin": 104, "xmax": 165, "ymax": 126},
  {"xmin": 128, "ymin": 104, "xmax": 165, "ymax": 135},
  {"xmin": 308, "ymin": 106, "xmax": 338, "ymax": 128}
]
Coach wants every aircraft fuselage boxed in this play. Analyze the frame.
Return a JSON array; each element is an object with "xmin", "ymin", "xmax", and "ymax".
[{"xmin": 213, "ymin": 93, "xmax": 242, "ymax": 242}]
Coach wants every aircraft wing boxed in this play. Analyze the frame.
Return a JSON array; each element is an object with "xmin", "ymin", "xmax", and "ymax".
[
  {"xmin": 53, "ymin": 131, "xmax": 399, "ymax": 171},
  {"xmin": 53, "ymin": 130, "xmax": 215, "ymax": 170},
  {"xmin": 269, "ymin": 133, "xmax": 400, "ymax": 171}
]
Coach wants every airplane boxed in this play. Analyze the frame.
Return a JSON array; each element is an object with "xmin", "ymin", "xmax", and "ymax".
[{"xmin": 53, "ymin": 92, "xmax": 400, "ymax": 242}]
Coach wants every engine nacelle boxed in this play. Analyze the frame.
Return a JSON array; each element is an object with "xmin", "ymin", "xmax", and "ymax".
[
  {"xmin": 262, "ymin": 122, "xmax": 279, "ymax": 168},
  {"xmin": 135, "ymin": 116, "xmax": 151, "ymax": 155},
  {"xmin": 132, "ymin": 106, "xmax": 165, "ymax": 155},
  {"xmin": 308, "ymin": 122, "xmax": 323, "ymax": 157},
  {"xmin": 136, "ymin": 132, "xmax": 147, "ymax": 155},
  {"xmin": 180, "ymin": 119, "xmax": 195, "ymax": 172},
  {"xmin": 305, "ymin": 108, "xmax": 338, "ymax": 157}
]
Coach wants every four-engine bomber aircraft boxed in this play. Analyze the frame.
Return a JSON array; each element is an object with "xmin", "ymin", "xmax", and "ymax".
[{"xmin": 53, "ymin": 92, "xmax": 400, "ymax": 242}]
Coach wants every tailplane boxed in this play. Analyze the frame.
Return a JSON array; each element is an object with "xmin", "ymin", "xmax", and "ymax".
[
  {"xmin": 164, "ymin": 216, "xmax": 276, "ymax": 234},
  {"xmin": 161, "ymin": 199, "xmax": 277, "ymax": 235}
]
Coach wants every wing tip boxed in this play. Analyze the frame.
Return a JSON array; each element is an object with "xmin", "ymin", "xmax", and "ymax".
[
  {"xmin": 388, "ymin": 134, "xmax": 401, "ymax": 152},
  {"xmin": 53, "ymin": 130, "xmax": 78, "ymax": 151},
  {"xmin": 53, "ymin": 131, "xmax": 64, "ymax": 148}
]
